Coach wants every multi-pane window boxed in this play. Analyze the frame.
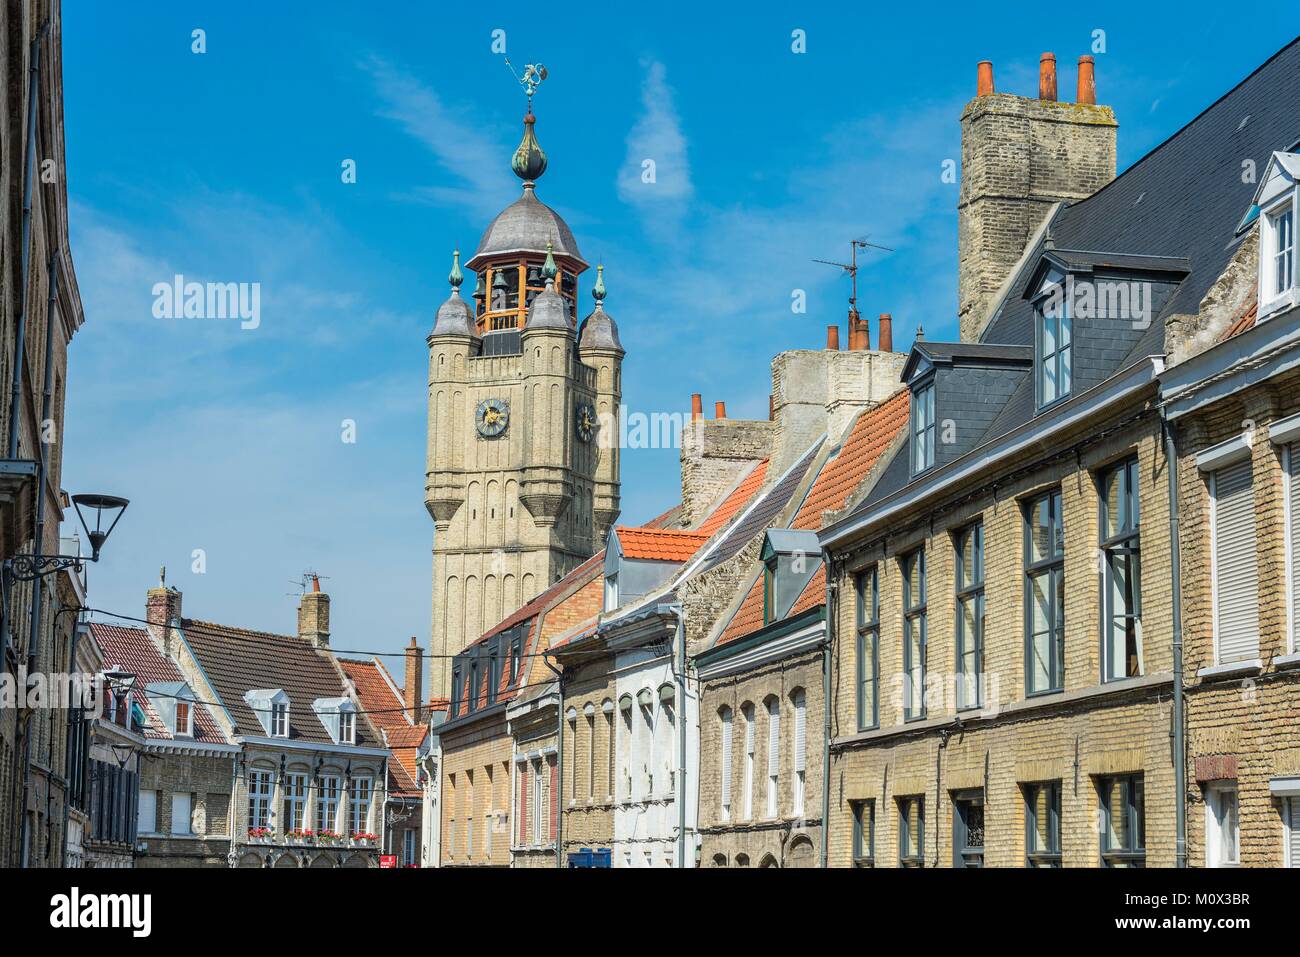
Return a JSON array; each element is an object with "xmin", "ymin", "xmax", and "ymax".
[
  {"xmin": 851, "ymin": 799, "xmax": 875, "ymax": 867},
  {"xmin": 902, "ymin": 550, "xmax": 927, "ymax": 720},
  {"xmin": 247, "ymin": 769, "xmax": 273, "ymax": 830},
  {"xmin": 1211, "ymin": 458, "xmax": 1260, "ymax": 663},
  {"xmin": 1102, "ymin": 458, "xmax": 1143, "ymax": 680},
  {"xmin": 1024, "ymin": 781, "xmax": 1062, "ymax": 867},
  {"xmin": 912, "ymin": 381, "xmax": 935, "ymax": 473},
  {"xmin": 348, "ymin": 776, "xmax": 372, "ymax": 835},
  {"xmin": 719, "ymin": 707, "xmax": 733, "ymax": 821},
  {"xmin": 955, "ymin": 524, "xmax": 985, "ymax": 709},
  {"xmin": 897, "ymin": 795, "xmax": 925, "ymax": 868},
  {"xmin": 403, "ymin": 828, "xmax": 417, "ymax": 866},
  {"xmin": 1099, "ymin": 774, "xmax": 1145, "ymax": 868},
  {"xmin": 1037, "ymin": 274, "xmax": 1072, "ymax": 406},
  {"xmin": 316, "ymin": 774, "xmax": 340, "ymax": 833},
  {"xmin": 1205, "ymin": 783, "xmax": 1239, "ymax": 868},
  {"xmin": 283, "ymin": 773, "xmax": 307, "ymax": 832},
  {"xmin": 174, "ymin": 700, "xmax": 192, "ymax": 737},
  {"xmin": 1271, "ymin": 205, "xmax": 1295, "ymax": 298},
  {"xmin": 532, "ymin": 760, "xmax": 544, "ymax": 846},
  {"xmin": 856, "ymin": 567, "xmax": 879, "ymax": 731},
  {"xmin": 764, "ymin": 697, "xmax": 780, "ymax": 819},
  {"xmin": 339, "ymin": 708, "xmax": 355, "ymax": 745},
  {"xmin": 952, "ymin": 791, "xmax": 985, "ymax": 868},
  {"xmin": 270, "ymin": 701, "xmax": 289, "ymax": 737},
  {"xmin": 1026, "ymin": 490, "xmax": 1065, "ymax": 693}
]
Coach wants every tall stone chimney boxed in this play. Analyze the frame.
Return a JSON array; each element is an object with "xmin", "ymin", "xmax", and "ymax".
[
  {"xmin": 146, "ymin": 571, "xmax": 183, "ymax": 657},
  {"xmin": 404, "ymin": 637, "xmax": 425, "ymax": 723},
  {"xmin": 297, "ymin": 574, "xmax": 330, "ymax": 648},
  {"xmin": 957, "ymin": 54, "xmax": 1117, "ymax": 342}
]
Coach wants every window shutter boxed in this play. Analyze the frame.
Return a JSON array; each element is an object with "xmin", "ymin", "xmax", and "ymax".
[
  {"xmin": 720, "ymin": 711, "xmax": 733, "ymax": 810},
  {"xmin": 767, "ymin": 701, "xmax": 780, "ymax": 778},
  {"xmin": 138, "ymin": 789, "xmax": 156, "ymax": 834},
  {"xmin": 1291, "ymin": 446, "xmax": 1300, "ymax": 651},
  {"xmin": 1213, "ymin": 459, "xmax": 1260, "ymax": 662},
  {"xmin": 1288, "ymin": 797, "xmax": 1300, "ymax": 868},
  {"xmin": 793, "ymin": 694, "xmax": 807, "ymax": 773}
]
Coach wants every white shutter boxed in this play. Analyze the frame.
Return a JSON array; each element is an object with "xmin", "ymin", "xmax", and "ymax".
[
  {"xmin": 720, "ymin": 710, "xmax": 733, "ymax": 813},
  {"xmin": 137, "ymin": 789, "xmax": 157, "ymax": 833},
  {"xmin": 1288, "ymin": 797, "xmax": 1300, "ymax": 868},
  {"xmin": 1213, "ymin": 460, "xmax": 1260, "ymax": 662},
  {"xmin": 793, "ymin": 693, "xmax": 807, "ymax": 773},
  {"xmin": 767, "ymin": 701, "xmax": 780, "ymax": 777},
  {"xmin": 1290, "ymin": 446, "xmax": 1300, "ymax": 652},
  {"xmin": 170, "ymin": 792, "xmax": 192, "ymax": 834}
]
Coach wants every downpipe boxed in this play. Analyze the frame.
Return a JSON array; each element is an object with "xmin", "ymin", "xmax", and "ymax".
[
  {"xmin": 1161, "ymin": 407, "xmax": 1187, "ymax": 868},
  {"xmin": 820, "ymin": 549, "xmax": 834, "ymax": 868}
]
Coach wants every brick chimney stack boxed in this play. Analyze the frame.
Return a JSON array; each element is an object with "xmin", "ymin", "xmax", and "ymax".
[
  {"xmin": 878, "ymin": 313, "xmax": 894, "ymax": 352},
  {"xmin": 146, "ymin": 572, "xmax": 183, "ymax": 657},
  {"xmin": 690, "ymin": 393, "xmax": 703, "ymax": 421},
  {"xmin": 404, "ymin": 637, "xmax": 425, "ymax": 723},
  {"xmin": 958, "ymin": 52, "xmax": 1117, "ymax": 342},
  {"xmin": 826, "ymin": 324, "xmax": 840, "ymax": 350},
  {"xmin": 714, "ymin": 401, "xmax": 727, "ymax": 419},
  {"xmin": 297, "ymin": 574, "xmax": 330, "ymax": 648}
]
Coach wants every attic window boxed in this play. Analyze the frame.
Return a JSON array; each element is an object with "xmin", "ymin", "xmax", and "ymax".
[
  {"xmin": 174, "ymin": 700, "xmax": 193, "ymax": 738},
  {"xmin": 1255, "ymin": 152, "xmax": 1300, "ymax": 319},
  {"xmin": 911, "ymin": 380, "xmax": 935, "ymax": 474},
  {"xmin": 271, "ymin": 701, "xmax": 289, "ymax": 737},
  {"xmin": 339, "ymin": 708, "xmax": 355, "ymax": 745},
  {"xmin": 1035, "ymin": 268, "xmax": 1072, "ymax": 409},
  {"xmin": 762, "ymin": 556, "xmax": 777, "ymax": 625}
]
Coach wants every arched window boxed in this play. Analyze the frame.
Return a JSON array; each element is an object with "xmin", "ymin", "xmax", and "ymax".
[
  {"xmin": 602, "ymin": 699, "xmax": 615, "ymax": 800},
  {"xmin": 718, "ymin": 706, "xmax": 734, "ymax": 822},
  {"xmin": 765, "ymin": 696, "xmax": 780, "ymax": 819},
  {"xmin": 735, "ymin": 853, "xmax": 750, "ymax": 867},
  {"xmin": 712, "ymin": 853, "xmax": 728, "ymax": 868},
  {"xmin": 741, "ymin": 703, "xmax": 755, "ymax": 820},
  {"xmin": 618, "ymin": 694, "xmax": 633, "ymax": 799},
  {"xmin": 656, "ymin": 684, "xmax": 676, "ymax": 796},
  {"xmin": 584, "ymin": 702, "xmax": 596, "ymax": 800},
  {"xmin": 790, "ymin": 688, "xmax": 807, "ymax": 817},
  {"xmin": 565, "ymin": 707, "xmax": 578, "ymax": 805}
]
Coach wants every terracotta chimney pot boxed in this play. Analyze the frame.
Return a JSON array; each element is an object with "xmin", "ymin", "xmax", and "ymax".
[
  {"xmin": 690, "ymin": 393, "xmax": 703, "ymax": 421},
  {"xmin": 976, "ymin": 61, "xmax": 995, "ymax": 96},
  {"xmin": 1039, "ymin": 52, "xmax": 1057, "ymax": 101},
  {"xmin": 826, "ymin": 324, "xmax": 840, "ymax": 350},
  {"xmin": 715, "ymin": 401, "xmax": 726, "ymax": 419},
  {"xmin": 878, "ymin": 313, "xmax": 894, "ymax": 352},
  {"xmin": 1077, "ymin": 55, "xmax": 1096, "ymax": 105}
]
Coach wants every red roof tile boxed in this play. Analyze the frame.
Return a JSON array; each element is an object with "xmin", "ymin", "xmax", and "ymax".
[
  {"xmin": 338, "ymin": 657, "xmax": 426, "ymax": 796},
  {"xmin": 615, "ymin": 526, "xmax": 710, "ymax": 562},
  {"xmin": 1217, "ymin": 298, "xmax": 1258, "ymax": 342},
  {"xmin": 696, "ymin": 459, "xmax": 769, "ymax": 537}
]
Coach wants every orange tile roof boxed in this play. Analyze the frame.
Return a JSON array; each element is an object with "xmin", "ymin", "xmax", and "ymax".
[
  {"xmin": 696, "ymin": 459, "xmax": 770, "ymax": 537},
  {"xmin": 714, "ymin": 391, "xmax": 908, "ymax": 647},
  {"xmin": 615, "ymin": 526, "xmax": 710, "ymax": 562},
  {"xmin": 1217, "ymin": 298, "xmax": 1258, "ymax": 343},
  {"xmin": 642, "ymin": 502, "xmax": 686, "ymax": 530},
  {"xmin": 338, "ymin": 657, "xmax": 425, "ymax": 796}
]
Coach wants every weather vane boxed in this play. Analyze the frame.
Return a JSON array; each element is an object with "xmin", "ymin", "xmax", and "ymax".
[{"xmin": 504, "ymin": 57, "xmax": 548, "ymax": 108}]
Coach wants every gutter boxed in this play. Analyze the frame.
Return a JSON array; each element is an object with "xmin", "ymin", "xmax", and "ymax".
[
  {"xmin": 1160, "ymin": 407, "xmax": 1188, "ymax": 867},
  {"xmin": 820, "ymin": 549, "xmax": 833, "ymax": 868}
]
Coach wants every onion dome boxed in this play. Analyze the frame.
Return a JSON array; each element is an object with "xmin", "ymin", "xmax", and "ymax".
[
  {"xmin": 578, "ymin": 264, "xmax": 623, "ymax": 352},
  {"xmin": 431, "ymin": 250, "xmax": 478, "ymax": 338},
  {"xmin": 511, "ymin": 112, "xmax": 548, "ymax": 183},
  {"xmin": 524, "ymin": 242, "xmax": 570, "ymax": 331}
]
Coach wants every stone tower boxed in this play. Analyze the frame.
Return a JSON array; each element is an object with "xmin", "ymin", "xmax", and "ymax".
[
  {"xmin": 425, "ymin": 107, "xmax": 623, "ymax": 698},
  {"xmin": 957, "ymin": 53, "xmax": 1117, "ymax": 342}
]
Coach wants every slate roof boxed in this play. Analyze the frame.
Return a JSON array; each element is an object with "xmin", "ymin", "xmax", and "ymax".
[
  {"xmin": 615, "ymin": 526, "xmax": 711, "ymax": 562},
  {"xmin": 90, "ymin": 623, "xmax": 226, "ymax": 743},
  {"xmin": 469, "ymin": 186, "xmax": 586, "ymax": 267},
  {"xmin": 180, "ymin": 618, "xmax": 376, "ymax": 748},
  {"xmin": 695, "ymin": 459, "xmax": 770, "ymax": 537},
  {"xmin": 854, "ymin": 37, "xmax": 1300, "ymax": 515}
]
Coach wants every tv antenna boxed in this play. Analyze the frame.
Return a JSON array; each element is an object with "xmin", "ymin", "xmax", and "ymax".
[{"xmin": 812, "ymin": 236, "xmax": 893, "ymax": 324}]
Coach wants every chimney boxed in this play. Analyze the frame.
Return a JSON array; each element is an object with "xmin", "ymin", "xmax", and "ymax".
[
  {"xmin": 404, "ymin": 637, "xmax": 425, "ymax": 723},
  {"xmin": 146, "ymin": 576, "xmax": 183, "ymax": 657},
  {"xmin": 1038, "ymin": 52, "xmax": 1057, "ymax": 100},
  {"xmin": 690, "ymin": 393, "xmax": 703, "ymax": 421},
  {"xmin": 878, "ymin": 313, "xmax": 894, "ymax": 352},
  {"xmin": 1077, "ymin": 55, "xmax": 1096, "ymax": 105},
  {"xmin": 957, "ymin": 53, "xmax": 1117, "ymax": 342},
  {"xmin": 826, "ymin": 324, "xmax": 840, "ymax": 350},
  {"xmin": 976, "ymin": 60, "xmax": 995, "ymax": 96},
  {"xmin": 714, "ymin": 401, "xmax": 727, "ymax": 419},
  {"xmin": 297, "ymin": 574, "xmax": 330, "ymax": 648}
]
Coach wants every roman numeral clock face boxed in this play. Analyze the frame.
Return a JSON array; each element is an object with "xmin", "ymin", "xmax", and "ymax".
[
  {"xmin": 475, "ymin": 397, "xmax": 509, "ymax": 438},
  {"xmin": 575, "ymin": 402, "xmax": 597, "ymax": 443}
]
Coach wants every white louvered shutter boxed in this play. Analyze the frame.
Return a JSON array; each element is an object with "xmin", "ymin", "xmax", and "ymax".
[
  {"xmin": 793, "ymin": 693, "xmax": 807, "ymax": 774},
  {"xmin": 1289, "ymin": 797, "xmax": 1300, "ymax": 868},
  {"xmin": 1213, "ymin": 460, "xmax": 1260, "ymax": 662},
  {"xmin": 720, "ymin": 711, "xmax": 733, "ymax": 814},
  {"xmin": 767, "ymin": 701, "xmax": 780, "ymax": 777},
  {"xmin": 1291, "ymin": 446, "xmax": 1300, "ymax": 651}
]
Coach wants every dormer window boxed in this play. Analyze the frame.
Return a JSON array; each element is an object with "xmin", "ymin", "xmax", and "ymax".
[
  {"xmin": 911, "ymin": 380, "xmax": 935, "ymax": 474},
  {"xmin": 605, "ymin": 572, "xmax": 619, "ymax": 612},
  {"xmin": 1254, "ymin": 151, "xmax": 1300, "ymax": 318},
  {"xmin": 174, "ymin": 700, "xmax": 193, "ymax": 738},
  {"xmin": 245, "ymin": 688, "xmax": 291, "ymax": 737},
  {"xmin": 1036, "ymin": 267, "xmax": 1072, "ymax": 408},
  {"xmin": 312, "ymin": 697, "xmax": 357, "ymax": 745},
  {"xmin": 339, "ymin": 708, "xmax": 355, "ymax": 744},
  {"xmin": 271, "ymin": 701, "xmax": 289, "ymax": 737},
  {"xmin": 145, "ymin": 680, "xmax": 196, "ymax": 738}
]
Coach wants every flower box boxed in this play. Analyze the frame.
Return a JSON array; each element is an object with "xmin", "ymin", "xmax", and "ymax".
[
  {"xmin": 285, "ymin": 829, "xmax": 315, "ymax": 845},
  {"xmin": 349, "ymin": 832, "xmax": 378, "ymax": 848},
  {"xmin": 247, "ymin": 828, "xmax": 275, "ymax": 844}
]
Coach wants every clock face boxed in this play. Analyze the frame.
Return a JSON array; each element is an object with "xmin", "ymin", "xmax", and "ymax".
[
  {"xmin": 575, "ymin": 402, "xmax": 597, "ymax": 443},
  {"xmin": 475, "ymin": 398, "xmax": 510, "ymax": 438}
]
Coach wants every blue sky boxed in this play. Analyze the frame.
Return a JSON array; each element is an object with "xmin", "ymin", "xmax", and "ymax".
[{"xmin": 59, "ymin": 2, "xmax": 1299, "ymax": 658}]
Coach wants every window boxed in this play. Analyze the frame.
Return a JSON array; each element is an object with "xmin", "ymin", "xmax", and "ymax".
[
  {"xmin": 283, "ymin": 773, "xmax": 307, "ymax": 832},
  {"xmin": 511, "ymin": 631, "xmax": 525, "ymax": 682},
  {"xmin": 902, "ymin": 550, "xmax": 927, "ymax": 720},
  {"xmin": 1268, "ymin": 203, "xmax": 1295, "ymax": 302},
  {"xmin": 532, "ymin": 761, "xmax": 543, "ymax": 846},
  {"xmin": 247, "ymin": 769, "xmax": 273, "ymax": 830},
  {"xmin": 348, "ymin": 776, "xmax": 372, "ymax": 835},
  {"xmin": 791, "ymin": 689, "xmax": 806, "ymax": 817},
  {"xmin": 952, "ymin": 791, "xmax": 985, "ymax": 868},
  {"xmin": 467, "ymin": 659, "xmax": 479, "ymax": 713},
  {"xmin": 137, "ymin": 789, "xmax": 158, "ymax": 834},
  {"xmin": 1285, "ymin": 796, "xmax": 1300, "ymax": 868},
  {"xmin": 587, "ymin": 709, "xmax": 596, "ymax": 799},
  {"xmin": 171, "ymin": 792, "xmax": 193, "ymax": 835},
  {"xmin": 851, "ymin": 799, "xmax": 875, "ymax": 867},
  {"xmin": 742, "ymin": 703, "xmax": 755, "ymax": 820},
  {"xmin": 1037, "ymin": 269, "xmax": 1072, "ymax": 406},
  {"xmin": 1025, "ymin": 489, "xmax": 1065, "ymax": 694},
  {"xmin": 451, "ymin": 664, "xmax": 463, "ymax": 712},
  {"xmin": 762, "ymin": 557, "xmax": 776, "ymax": 625},
  {"xmin": 620, "ymin": 697, "xmax": 633, "ymax": 799},
  {"xmin": 403, "ymin": 828, "xmax": 417, "ymax": 866},
  {"xmin": 604, "ymin": 703, "xmax": 615, "ymax": 799},
  {"xmin": 1024, "ymin": 781, "xmax": 1062, "ymax": 867},
  {"xmin": 339, "ymin": 708, "xmax": 355, "ymax": 745},
  {"xmin": 316, "ymin": 774, "xmax": 340, "ymax": 833},
  {"xmin": 174, "ymin": 700, "xmax": 192, "ymax": 737},
  {"xmin": 719, "ymin": 706, "xmax": 733, "ymax": 821},
  {"xmin": 270, "ymin": 701, "xmax": 289, "ymax": 737},
  {"xmin": 897, "ymin": 796, "xmax": 924, "ymax": 867},
  {"xmin": 765, "ymin": 697, "xmax": 780, "ymax": 818},
  {"xmin": 955, "ymin": 524, "xmax": 984, "ymax": 709},
  {"xmin": 1098, "ymin": 774, "xmax": 1145, "ymax": 867},
  {"xmin": 855, "ymin": 567, "xmax": 879, "ymax": 730},
  {"xmin": 605, "ymin": 573, "xmax": 619, "ymax": 612},
  {"xmin": 1102, "ymin": 459, "xmax": 1143, "ymax": 680},
  {"xmin": 1205, "ymin": 783, "xmax": 1239, "ymax": 868},
  {"xmin": 1211, "ymin": 459, "xmax": 1260, "ymax": 663},
  {"xmin": 912, "ymin": 381, "xmax": 935, "ymax": 473}
]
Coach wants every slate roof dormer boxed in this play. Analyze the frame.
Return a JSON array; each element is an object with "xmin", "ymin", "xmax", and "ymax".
[{"xmin": 1251, "ymin": 151, "xmax": 1300, "ymax": 320}]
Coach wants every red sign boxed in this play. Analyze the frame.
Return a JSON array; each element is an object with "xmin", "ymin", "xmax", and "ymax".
[{"xmin": 379, "ymin": 855, "xmax": 397, "ymax": 869}]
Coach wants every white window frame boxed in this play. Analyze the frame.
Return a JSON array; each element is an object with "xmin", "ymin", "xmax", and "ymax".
[
  {"xmin": 532, "ymin": 760, "xmax": 543, "ymax": 847},
  {"xmin": 171, "ymin": 791, "xmax": 193, "ymax": 835},
  {"xmin": 173, "ymin": 699, "xmax": 193, "ymax": 738},
  {"xmin": 348, "ymin": 775, "xmax": 372, "ymax": 836},
  {"xmin": 1203, "ymin": 443, "xmax": 1260, "ymax": 666},
  {"xmin": 247, "ymin": 769, "xmax": 273, "ymax": 830},
  {"xmin": 791, "ymin": 690, "xmax": 806, "ymax": 818},
  {"xmin": 765, "ymin": 697, "xmax": 780, "ymax": 820},
  {"xmin": 316, "ymin": 774, "xmax": 341, "ymax": 834},
  {"xmin": 1204, "ymin": 781, "xmax": 1239, "ymax": 868},
  {"xmin": 742, "ymin": 703, "xmax": 755, "ymax": 820},
  {"xmin": 283, "ymin": 772, "xmax": 308, "ymax": 832},
  {"xmin": 719, "ymin": 707, "xmax": 733, "ymax": 822},
  {"xmin": 1260, "ymin": 186, "xmax": 1298, "ymax": 318},
  {"xmin": 271, "ymin": 701, "xmax": 289, "ymax": 738},
  {"xmin": 137, "ymin": 789, "xmax": 158, "ymax": 834},
  {"xmin": 339, "ymin": 708, "xmax": 355, "ymax": 745}
]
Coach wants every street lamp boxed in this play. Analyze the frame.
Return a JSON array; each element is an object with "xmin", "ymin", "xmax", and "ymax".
[{"xmin": 7, "ymin": 492, "xmax": 128, "ymax": 581}]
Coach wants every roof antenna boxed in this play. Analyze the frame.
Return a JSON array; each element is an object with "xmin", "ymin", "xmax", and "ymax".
[{"xmin": 814, "ymin": 236, "xmax": 893, "ymax": 343}]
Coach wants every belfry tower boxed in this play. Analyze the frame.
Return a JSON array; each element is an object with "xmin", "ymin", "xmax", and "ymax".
[{"xmin": 425, "ymin": 81, "xmax": 623, "ymax": 699}]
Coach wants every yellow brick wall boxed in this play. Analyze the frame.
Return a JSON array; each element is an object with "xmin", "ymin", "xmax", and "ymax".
[
  {"xmin": 556, "ymin": 645, "xmax": 617, "ymax": 855},
  {"xmin": 440, "ymin": 714, "xmax": 513, "ymax": 867}
]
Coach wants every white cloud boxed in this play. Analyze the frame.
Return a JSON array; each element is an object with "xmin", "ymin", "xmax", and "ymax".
[{"xmin": 617, "ymin": 60, "xmax": 692, "ymax": 229}]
